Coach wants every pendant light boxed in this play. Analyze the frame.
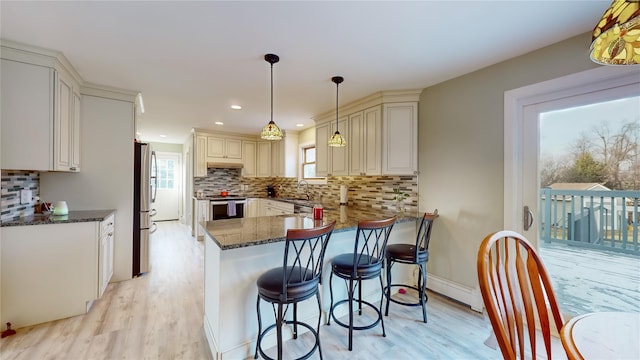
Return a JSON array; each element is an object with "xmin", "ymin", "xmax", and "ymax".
[
  {"xmin": 261, "ymin": 53, "xmax": 284, "ymax": 140},
  {"xmin": 328, "ymin": 76, "xmax": 346, "ymax": 147},
  {"xmin": 590, "ymin": 0, "xmax": 640, "ymax": 65}
]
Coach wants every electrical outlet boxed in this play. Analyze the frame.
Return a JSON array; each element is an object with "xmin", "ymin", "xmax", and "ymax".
[{"xmin": 20, "ymin": 189, "xmax": 32, "ymax": 205}]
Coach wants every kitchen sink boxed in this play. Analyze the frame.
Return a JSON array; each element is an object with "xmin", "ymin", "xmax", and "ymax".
[{"xmin": 274, "ymin": 198, "xmax": 336, "ymax": 213}]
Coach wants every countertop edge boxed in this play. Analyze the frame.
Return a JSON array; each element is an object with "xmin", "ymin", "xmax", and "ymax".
[
  {"xmin": 1, "ymin": 209, "xmax": 116, "ymax": 227},
  {"xmin": 204, "ymin": 213, "xmax": 418, "ymax": 251}
]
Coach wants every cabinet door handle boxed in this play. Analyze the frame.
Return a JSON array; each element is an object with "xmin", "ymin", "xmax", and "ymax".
[{"xmin": 70, "ymin": 167, "xmax": 77, "ymax": 171}]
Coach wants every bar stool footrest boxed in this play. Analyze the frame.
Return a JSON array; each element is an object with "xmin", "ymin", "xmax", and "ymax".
[
  {"xmin": 385, "ymin": 284, "xmax": 428, "ymax": 307},
  {"xmin": 256, "ymin": 320, "xmax": 320, "ymax": 360},
  {"xmin": 330, "ymin": 299, "xmax": 383, "ymax": 331}
]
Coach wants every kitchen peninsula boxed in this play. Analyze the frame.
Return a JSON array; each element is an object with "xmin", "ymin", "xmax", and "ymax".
[{"xmin": 202, "ymin": 205, "xmax": 420, "ymax": 359}]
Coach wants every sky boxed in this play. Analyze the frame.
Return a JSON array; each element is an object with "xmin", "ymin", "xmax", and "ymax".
[{"xmin": 539, "ymin": 96, "xmax": 640, "ymax": 158}]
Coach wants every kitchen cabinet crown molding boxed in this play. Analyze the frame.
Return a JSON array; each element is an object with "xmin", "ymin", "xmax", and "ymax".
[
  {"xmin": 1, "ymin": 40, "xmax": 83, "ymax": 86},
  {"xmin": 191, "ymin": 128, "xmax": 299, "ymax": 141},
  {"xmin": 312, "ymin": 88, "xmax": 422, "ymax": 124},
  {"xmin": 80, "ymin": 83, "xmax": 138, "ymax": 103}
]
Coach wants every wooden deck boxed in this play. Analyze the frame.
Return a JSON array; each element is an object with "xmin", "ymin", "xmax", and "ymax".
[{"xmin": 540, "ymin": 241, "xmax": 640, "ymax": 316}]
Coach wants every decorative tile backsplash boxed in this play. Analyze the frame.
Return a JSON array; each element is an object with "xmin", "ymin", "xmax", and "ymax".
[
  {"xmin": 1, "ymin": 170, "xmax": 39, "ymax": 221},
  {"xmin": 194, "ymin": 168, "xmax": 418, "ymax": 212}
]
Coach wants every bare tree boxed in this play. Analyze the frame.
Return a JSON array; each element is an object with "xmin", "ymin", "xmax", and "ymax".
[{"xmin": 592, "ymin": 120, "xmax": 639, "ymax": 189}]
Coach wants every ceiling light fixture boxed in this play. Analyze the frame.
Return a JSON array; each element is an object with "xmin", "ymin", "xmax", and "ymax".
[
  {"xmin": 328, "ymin": 76, "xmax": 346, "ymax": 147},
  {"xmin": 260, "ymin": 54, "xmax": 284, "ymax": 140},
  {"xmin": 231, "ymin": 105, "xmax": 242, "ymax": 110},
  {"xmin": 590, "ymin": 0, "xmax": 640, "ymax": 65},
  {"xmin": 215, "ymin": 121, "xmax": 224, "ymax": 125}
]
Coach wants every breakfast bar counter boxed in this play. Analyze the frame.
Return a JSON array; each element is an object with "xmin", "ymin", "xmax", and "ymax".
[{"xmin": 202, "ymin": 206, "xmax": 420, "ymax": 359}]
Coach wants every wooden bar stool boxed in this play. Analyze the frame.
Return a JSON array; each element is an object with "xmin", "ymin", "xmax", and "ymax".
[
  {"xmin": 327, "ymin": 216, "xmax": 397, "ymax": 351},
  {"xmin": 384, "ymin": 210, "xmax": 438, "ymax": 323},
  {"xmin": 254, "ymin": 221, "xmax": 336, "ymax": 360}
]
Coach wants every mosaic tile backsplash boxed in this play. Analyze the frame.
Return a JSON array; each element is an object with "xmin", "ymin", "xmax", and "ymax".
[
  {"xmin": 194, "ymin": 168, "xmax": 418, "ymax": 212},
  {"xmin": 1, "ymin": 170, "xmax": 39, "ymax": 221}
]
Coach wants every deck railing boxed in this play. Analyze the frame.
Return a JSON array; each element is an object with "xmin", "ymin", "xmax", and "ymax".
[{"xmin": 540, "ymin": 188, "xmax": 640, "ymax": 255}]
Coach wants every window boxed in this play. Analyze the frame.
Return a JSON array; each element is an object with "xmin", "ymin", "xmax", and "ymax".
[
  {"xmin": 302, "ymin": 146, "xmax": 319, "ymax": 179},
  {"xmin": 155, "ymin": 158, "xmax": 175, "ymax": 189}
]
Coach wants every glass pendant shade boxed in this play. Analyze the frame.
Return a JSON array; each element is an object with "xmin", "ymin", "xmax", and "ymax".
[
  {"xmin": 328, "ymin": 76, "xmax": 346, "ymax": 147},
  {"xmin": 328, "ymin": 131, "xmax": 346, "ymax": 147},
  {"xmin": 261, "ymin": 53, "xmax": 284, "ymax": 140},
  {"xmin": 261, "ymin": 120, "xmax": 283, "ymax": 140},
  {"xmin": 590, "ymin": 0, "xmax": 640, "ymax": 65}
]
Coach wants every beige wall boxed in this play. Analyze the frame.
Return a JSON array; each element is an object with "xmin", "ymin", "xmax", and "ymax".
[
  {"xmin": 298, "ymin": 127, "xmax": 315, "ymax": 146},
  {"xmin": 150, "ymin": 141, "xmax": 183, "ymax": 153},
  {"xmin": 418, "ymin": 33, "xmax": 600, "ymax": 290}
]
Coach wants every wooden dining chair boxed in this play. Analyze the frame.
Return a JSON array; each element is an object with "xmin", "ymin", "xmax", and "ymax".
[{"xmin": 477, "ymin": 230, "xmax": 565, "ymax": 359}]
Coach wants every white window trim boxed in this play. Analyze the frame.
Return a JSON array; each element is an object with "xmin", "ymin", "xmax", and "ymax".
[
  {"xmin": 299, "ymin": 142, "xmax": 327, "ymax": 185},
  {"xmin": 504, "ymin": 66, "xmax": 640, "ymax": 233}
]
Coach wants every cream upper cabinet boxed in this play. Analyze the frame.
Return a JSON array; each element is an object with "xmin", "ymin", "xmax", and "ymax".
[
  {"xmin": 329, "ymin": 116, "xmax": 349, "ymax": 176},
  {"xmin": 54, "ymin": 67, "xmax": 81, "ymax": 172},
  {"xmin": 271, "ymin": 132, "xmax": 299, "ymax": 178},
  {"xmin": 314, "ymin": 90, "xmax": 420, "ymax": 177},
  {"xmin": 72, "ymin": 89, "xmax": 81, "ymax": 171},
  {"xmin": 1, "ymin": 58, "xmax": 54, "ymax": 171},
  {"xmin": 1, "ymin": 54, "xmax": 81, "ymax": 172},
  {"xmin": 349, "ymin": 106, "xmax": 382, "ymax": 176},
  {"xmin": 242, "ymin": 141, "xmax": 257, "ymax": 177},
  {"xmin": 382, "ymin": 102, "xmax": 418, "ymax": 175},
  {"xmin": 256, "ymin": 141, "xmax": 272, "ymax": 177},
  {"xmin": 194, "ymin": 134, "xmax": 207, "ymax": 177},
  {"xmin": 315, "ymin": 122, "xmax": 330, "ymax": 177},
  {"xmin": 207, "ymin": 136, "xmax": 242, "ymax": 161}
]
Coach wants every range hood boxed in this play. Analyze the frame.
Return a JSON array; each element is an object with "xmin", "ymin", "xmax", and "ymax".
[{"xmin": 207, "ymin": 162, "xmax": 243, "ymax": 169}]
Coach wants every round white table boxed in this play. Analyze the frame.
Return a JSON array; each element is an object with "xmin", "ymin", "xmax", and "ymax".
[{"xmin": 560, "ymin": 312, "xmax": 640, "ymax": 360}]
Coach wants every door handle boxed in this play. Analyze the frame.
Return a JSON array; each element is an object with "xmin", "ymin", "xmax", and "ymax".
[{"xmin": 524, "ymin": 205, "xmax": 534, "ymax": 231}]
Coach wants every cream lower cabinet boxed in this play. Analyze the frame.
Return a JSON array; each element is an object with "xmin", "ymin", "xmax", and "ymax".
[
  {"xmin": 196, "ymin": 199, "xmax": 210, "ymax": 239},
  {"xmin": 1, "ymin": 219, "xmax": 112, "ymax": 329},
  {"xmin": 262, "ymin": 199, "xmax": 294, "ymax": 216},
  {"xmin": 245, "ymin": 198, "xmax": 260, "ymax": 217},
  {"xmin": 99, "ymin": 213, "xmax": 115, "ymax": 298}
]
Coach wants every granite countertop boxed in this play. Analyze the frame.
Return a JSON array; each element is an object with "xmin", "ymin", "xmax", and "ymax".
[
  {"xmin": 202, "ymin": 205, "xmax": 421, "ymax": 250},
  {"xmin": 1, "ymin": 210, "xmax": 116, "ymax": 227}
]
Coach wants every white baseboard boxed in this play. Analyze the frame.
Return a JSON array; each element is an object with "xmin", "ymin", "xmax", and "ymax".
[{"xmin": 426, "ymin": 274, "xmax": 484, "ymax": 312}]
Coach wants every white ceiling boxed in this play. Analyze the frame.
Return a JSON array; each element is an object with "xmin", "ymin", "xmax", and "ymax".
[{"xmin": 1, "ymin": 1, "xmax": 609, "ymax": 144}]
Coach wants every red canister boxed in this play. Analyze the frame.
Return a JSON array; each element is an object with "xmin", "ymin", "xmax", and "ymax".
[{"xmin": 313, "ymin": 205, "xmax": 324, "ymax": 220}]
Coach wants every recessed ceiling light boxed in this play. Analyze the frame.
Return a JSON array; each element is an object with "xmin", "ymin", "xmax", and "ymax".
[
  {"xmin": 159, "ymin": 134, "xmax": 167, "ymax": 138},
  {"xmin": 215, "ymin": 121, "xmax": 224, "ymax": 125},
  {"xmin": 231, "ymin": 105, "xmax": 242, "ymax": 110},
  {"xmin": 296, "ymin": 123, "xmax": 304, "ymax": 127}
]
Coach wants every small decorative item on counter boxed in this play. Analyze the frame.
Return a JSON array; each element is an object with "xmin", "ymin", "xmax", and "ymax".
[
  {"xmin": 393, "ymin": 188, "xmax": 409, "ymax": 213},
  {"xmin": 313, "ymin": 204, "xmax": 324, "ymax": 220}
]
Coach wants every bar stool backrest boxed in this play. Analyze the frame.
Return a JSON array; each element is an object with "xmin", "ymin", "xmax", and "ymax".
[
  {"xmin": 351, "ymin": 216, "xmax": 397, "ymax": 276},
  {"xmin": 415, "ymin": 210, "xmax": 438, "ymax": 261},
  {"xmin": 281, "ymin": 221, "xmax": 336, "ymax": 302}
]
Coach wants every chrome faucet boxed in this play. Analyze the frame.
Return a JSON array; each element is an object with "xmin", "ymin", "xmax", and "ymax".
[{"xmin": 297, "ymin": 179, "xmax": 310, "ymax": 200}]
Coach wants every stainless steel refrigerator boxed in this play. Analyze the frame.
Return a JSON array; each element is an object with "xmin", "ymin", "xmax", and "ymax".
[{"xmin": 133, "ymin": 141, "xmax": 157, "ymax": 277}]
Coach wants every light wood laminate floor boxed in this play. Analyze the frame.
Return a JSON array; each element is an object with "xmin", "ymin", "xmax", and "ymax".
[{"xmin": 0, "ymin": 221, "xmax": 501, "ymax": 359}]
